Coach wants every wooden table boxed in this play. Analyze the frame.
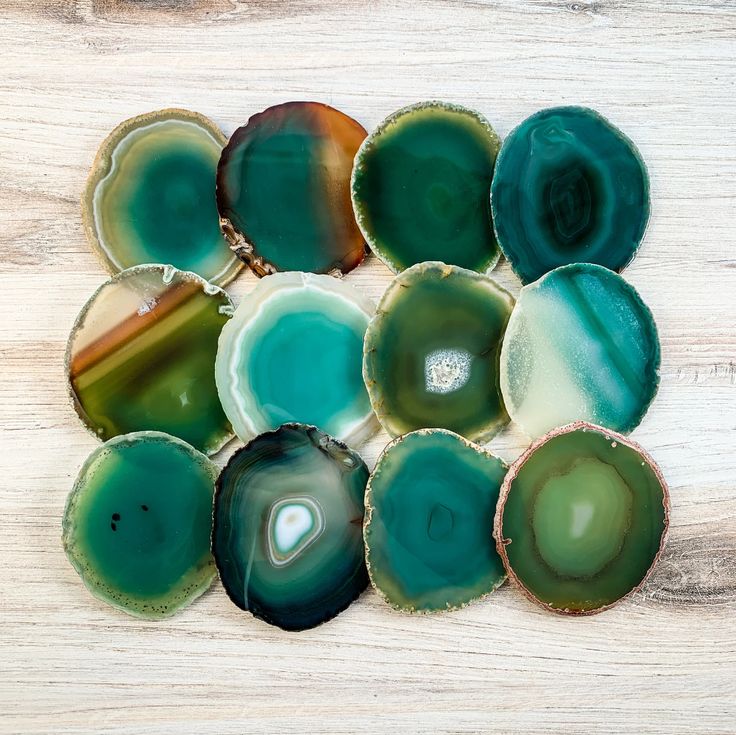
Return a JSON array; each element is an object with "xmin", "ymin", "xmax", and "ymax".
[{"xmin": 2, "ymin": 1, "xmax": 735, "ymax": 732}]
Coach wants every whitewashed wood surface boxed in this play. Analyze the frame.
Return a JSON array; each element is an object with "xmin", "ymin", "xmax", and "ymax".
[{"xmin": 1, "ymin": 1, "xmax": 735, "ymax": 733}]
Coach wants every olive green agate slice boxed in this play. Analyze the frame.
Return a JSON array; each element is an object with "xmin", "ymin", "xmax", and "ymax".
[
  {"xmin": 213, "ymin": 424, "xmax": 369, "ymax": 630},
  {"xmin": 491, "ymin": 106, "xmax": 649, "ymax": 284},
  {"xmin": 363, "ymin": 262, "xmax": 514, "ymax": 442},
  {"xmin": 216, "ymin": 272, "xmax": 377, "ymax": 446},
  {"xmin": 82, "ymin": 109, "xmax": 241, "ymax": 287},
  {"xmin": 352, "ymin": 101, "xmax": 501, "ymax": 273},
  {"xmin": 500, "ymin": 263, "xmax": 660, "ymax": 439},
  {"xmin": 364, "ymin": 429, "xmax": 507, "ymax": 612},
  {"xmin": 494, "ymin": 422, "xmax": 669, "ymax": 614},
  {"xmin": 67, "ymin": 265, "xmax": 233, "ymax": 455},
  {"xmin": 63, "ymin": 432, "xmax": 217, "ymax": 618},
  {"xmin": 216, "ymin": 102, "xmax": 367, "ymax": 276}
]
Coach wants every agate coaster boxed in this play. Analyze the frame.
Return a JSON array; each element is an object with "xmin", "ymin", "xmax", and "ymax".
[
  {"xmin": 494, "ymin": 422, "xmax": 669, "ymax": 614},
  {"xmin": 351, "ymin": 101, "xmax": 501, "ymax": 273},
  {"xmin": 67, "ymin": 265, "xmax": 234, "ymax": 455},
  {"xmin": 364, "ymin": 429, "xmax": 507, "ymax": 612},
  {"xmin": 82, "ymin": 109, "xmax": 241, "ymax": 287},
  {"xmin": 217, "ymin": 101, "xmax": 367, "ymax": 276},
  {"xmin": 216, "ymin": 271, "xmax": 377, "ymax": 446},
  {"xmin": 363, "ymin": 261, "xmax": 514, "ymax": 442},
  {"xmin": 63, "ymin": 432, "xmax": 217, "ymax": 619},
  {"xmin": 500, "ymin": 263, "xmax": 660, "ymax": 439},
  {"xmin": 213, "ymin": 424, "xmax": 369, "ymax": 631},
  {"xmin": 491, "ymin": 106, "xmax": 650, "ymax": 284}
]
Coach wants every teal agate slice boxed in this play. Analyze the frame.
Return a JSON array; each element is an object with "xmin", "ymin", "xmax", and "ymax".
[
  {"xmin": 63, "ymin": 432, "xmax": 217, "ymax": 619},
  {"xmin": 500, "ymin": 263, "xmax": 660, "ymax": 439},
  {"xmin": 491, "ymin": 106, "xmax": 649, "ymax": 284},
  {"xmin": 364, "ymin": 429, "xmax": 507, "ymax": 612},
  {"xmin": 213, "ymin": 424, "xmax": 369, "ymax": 630},
  {"xmin": 215, "ymin": 272, "xmax": 377, "ymax": 446}
]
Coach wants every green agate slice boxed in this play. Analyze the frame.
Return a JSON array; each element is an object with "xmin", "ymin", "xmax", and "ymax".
[
  {"xmin": 494, "ymin": 422, "xmax": 669, "ymax": 614},
  {"xmin": 216, "ymin": 272, "xmax": 377, "ymax": 446},
  {"xmin": 500, "ymin": 263, "xmax": 660, "ymax": 439},
  {"xmin": 352, "ymin": 101, "xmax": 501, "ymax": 273},
  {"xmin": 216, "ymin": 102, "xmax": 367, "ymax": 277},
  {"xmin": 363, "ymin": 262, "xmax": 514, "ymax": 442},
  {"xmin": 213, "ymin": 424, "xmax": 369, "ymax": 630},
  {"xmin": 67, "ymin": 265, "xmax": 234, "ymax": 455},
  {"xmin": 491, "ymin": 106, "xmax": 649, "ymax": 284},
  {"xmin": 364, "ymin": 429, "xmax": 507, "ymax": 612},
  {"xmin": 82, "ymin": 109, "xmax": 241, "ymax": 287},
  {"xmin": 63, "ymin": 432, "xmax": 217, "ymax": 619}
]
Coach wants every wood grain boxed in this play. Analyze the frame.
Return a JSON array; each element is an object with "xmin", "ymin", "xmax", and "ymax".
[{"xmin": 1, "ymin": 1, "xmax": 735, "ymax": 732}]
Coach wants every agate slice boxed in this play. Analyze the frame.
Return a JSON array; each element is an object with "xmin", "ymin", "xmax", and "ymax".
[
  {"xmin": 82, "ymin": 109, "xmax": 241, "ymax": 287},
  {"xmin": 63, "ymin": 432, "xmax": 217, "ymax": 618},
  {"xmin": 213, "ymin": 424, "xmax": 369, "ymax": 630},
  {"xmin": 364, "ymin": 429, "xmax": 507, "ymax": 612},
  {"xmin": 494, "ymin": 422, "xmax": 669, "ymax": 614},
  {"xmin": 216, "ymin": 272, "xmax": 377, "ymax": 446},
  {"xmin": 500, "ymin": 263, "xmax": 660, "ymax": 439},
  {"xmin": 351, "ymin": 101, "xmax": 501, "ymax": 273},
  {"xmin": 216, "ymin": 102, "xmax": 367, "ymax": 276},
  {"xmin": 363, "ymin": 261, "xmax": 514, "ymax": 442},
  {"xmin": 491, "ymin": 106, "xmax": 649, "ymax": 284},
  {"xmin": 67, "ymin": 265, "xmax": 233, "ymax": 455}
]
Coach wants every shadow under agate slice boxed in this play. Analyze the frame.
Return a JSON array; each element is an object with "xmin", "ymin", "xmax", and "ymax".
[
  {"xmin": 364, "ymin": 429, "xmax": 507, "ymax": 612},
  {"xmin": 494, "ymin": 422, "xmax": 669, "ymax": 615},
  {"xmin": 491, "ymin": 106, "xmax": 650, "ymax": 284},
  {"xmin": 212, "ymin": 424, "xmax": 370, "ymax": 631},
  {"xmin": 499, "ymin": 263, "xmax": 660, "ymax": 440},
  {"xmin": 351, "ymin": 101, "xmax": 501, "ymax": 274},
  {"xmin": 82, "ymin": 109, "xmax": 242, "ymax": 287},
  {"xmin": 215, "ymin": 271, "xmax": 377, "ymax": 446},
  {"xmin": 363, "ymin": 261, "xmax": 514, "ymax": 442},
  {"xmin": 63, "ymin": 431, "xmax": 217, "ymax": 619},
  {"xmin": 216, "ymin": 101, "xmax": 367, "ymax": 277},
  {"xmin": 66, "ymin": 264, "xmax": 234, "ymax": 456}
]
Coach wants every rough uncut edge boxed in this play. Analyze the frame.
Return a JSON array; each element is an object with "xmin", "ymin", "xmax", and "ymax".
[
  {"xmin": 362, "ymin": 260, "xmax": 515, "ymax": 442},
  {"xmin": 363, "ymin": 427, "xmax": 508, "ymax": 615},
  {"xmin": 81, "ymin": 108, "xmax": 243, "ymax": 288},
  {"xmin": 64, "ymin": 263, "xmax": 236, "ymax": 457},
  {"xmin": 351, "ymin": 99, "xmax": 502, "ymax": 275},
  {"xmin": 216, "ymin": 100, "xmax": 368, "ymax": 279},
  {"xmin": 492, "ymin": 420, "xmax": 671, "ymax": 616},
  {"xmin": 62, "ymin": 430, "xmax": 218, "ymax": 620},
  {"xmin": 490, "ymin": 105, "xmax": 651, "ymax": 285}
]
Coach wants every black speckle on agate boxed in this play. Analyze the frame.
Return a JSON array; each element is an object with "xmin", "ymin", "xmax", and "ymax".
[{"xmin": 212, "ymin": 423, "xmax": 369, "ymax": 631}]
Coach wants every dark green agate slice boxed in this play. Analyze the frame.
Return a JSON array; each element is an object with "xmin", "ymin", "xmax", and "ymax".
[
  {"xmin": 82, "ymin": 109, "xmax": 241, "ymax": 287},
  {"xmin": 62, "ymin": 432, "xmax": 217, "ymax": 618},
  {"xmin": 364, "ymin": 429, "xmax": 507, "ymax": 612},
  {"xmin": 352, "ymin": 101, "xmax": 501, "ymax": 273},
  {"xmin": 212, "ymin": 424, "xmax": 369, "ymax": 631},
  {"xmin": 494, "ymin": 422, "xmax": 669, "ymax": 614},
  {"xmin": 491, "ymin": 106, "xmax": 649, "ymax": 284},
  {"xmin": 363, "ymin": 261, "xmax": 514, "ymax": 442},
  {"xmin": 216, "ymin": 101, "xmax": 367, "ymax": 276}
]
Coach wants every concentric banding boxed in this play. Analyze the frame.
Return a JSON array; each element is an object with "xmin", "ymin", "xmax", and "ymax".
[
  {"xmin": 66, "ymin": 264, "xmax": 234, "ymax": 455},
  {"xmin": 212, "ymin": 423, "xmax": 369, "ymax": 631},
  {"xmin": 216, "ymin": 101, "xmax": 367, "ymax": 277},
  {"xmin": 62, "ymin": 431, "xmax": 217, "ymax": 619},
  {"xmin": 352, "ymin": 101, "xmax": 501, "ymax": 273},
  {"xmin": 499, "ymin": 263, "xmax": 660, "ymax": 439},
  {"xmin": 82, "ymin": 108, "xmax": 242, "ymax": 287},
  {"xmin": 493, "ymin": 422, "xmax": 669, "ymax": 614},
  {"xmin": 363, "ymin": 261, "xmax": 514, "ymax": 442},
  {"xmin": 216, "ymin": 271, "xmax": 377, "ymax": 446},
  {"xmin": 491, "ymin": 106, "xmax": 650, "ymax": 284},
  {"xmin": 364, "ymin": 429, "xmax": 507, "ymax": 612}
]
